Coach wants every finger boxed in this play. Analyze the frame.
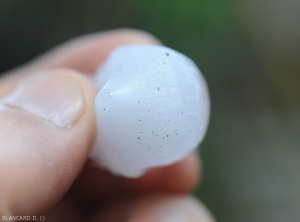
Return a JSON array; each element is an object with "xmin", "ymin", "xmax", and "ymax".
[
  {"xmin": 86, "ymin": 195, "xmax": 215, "ymax": 222},
  {"xmin": 0, "ymin": 29, "xmax": 161, "ymax": 97},
  {"xmin": 71, "ymin": 153, "xmax": 200, "ymax": 202},
  {"xmin": 122, "ymin": 152, "xmax": 201, "ymax": 193},
  {"xmin": 0, "ymin": 68, "xmax": 97, "ymax": 216},
  {"xmin": 30, "ymin": 29, "xmax": 161, "ymax": 73}
]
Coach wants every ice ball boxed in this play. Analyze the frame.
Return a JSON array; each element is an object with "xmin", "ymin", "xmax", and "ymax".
[{"xmin": 90, "ymin": 45, "xmax": 210, "ymax": 178}]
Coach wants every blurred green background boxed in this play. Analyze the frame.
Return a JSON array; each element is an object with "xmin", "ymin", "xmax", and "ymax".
[{"xmin": 1, "ymin": 0, "xmax": 300, "ymax": 221}]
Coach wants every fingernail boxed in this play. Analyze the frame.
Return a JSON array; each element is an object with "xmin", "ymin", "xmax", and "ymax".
[{"xmin": 3, "ymin": 70, "xmax": 84, "ymax": 127}]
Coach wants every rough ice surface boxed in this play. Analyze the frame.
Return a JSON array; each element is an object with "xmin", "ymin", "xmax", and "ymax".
[{"xmin": 90, "ymin": 45, "xmax": 210, "ymax": 178}]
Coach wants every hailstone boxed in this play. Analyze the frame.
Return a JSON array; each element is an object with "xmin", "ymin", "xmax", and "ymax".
[{"xmin": 90, "ymin": 45, "xmax": 210, "ymax": 178}]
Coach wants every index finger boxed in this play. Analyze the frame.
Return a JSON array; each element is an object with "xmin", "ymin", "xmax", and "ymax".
[{"xmin": 0, "ymin": 29, "xmax": 160, "ymax": 96}]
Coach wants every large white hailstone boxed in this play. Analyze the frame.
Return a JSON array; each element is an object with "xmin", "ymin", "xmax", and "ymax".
[{"xmin": 90, "ymin": 45, "xmax": 210, "ymax": 178}]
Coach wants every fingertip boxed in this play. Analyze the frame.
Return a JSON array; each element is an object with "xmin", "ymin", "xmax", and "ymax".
[
  {"xmin": 29, "ymin": 28, "xmax": 162, "ymax": 74},
  {"xmin": 120, "ymin": 153, "xmax": 201, "ymax": 193},
  {"xmin": 71, "ymin": 153, "xmax": 201, "ymax": 202},
  {"xmin": 109, "ymin": 28, "xmax": 162, "ymax": 45},
  {"xmin": 130, "ymin": 195, "xmax": 215, "ymax": 222},
  {"xmin": 0, "ymin": 68, "xmax": 97, "ymax": 215}
]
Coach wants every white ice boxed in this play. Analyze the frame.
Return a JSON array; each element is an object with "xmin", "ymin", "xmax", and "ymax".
[{"xmin": 90, "ymin": 45, "xmax": 210, "ymax": 178}]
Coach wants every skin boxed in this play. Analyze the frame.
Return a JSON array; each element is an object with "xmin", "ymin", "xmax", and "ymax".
[{"xmin": 0, "ymin": 29, "xmax": 215, "ymax": 222}]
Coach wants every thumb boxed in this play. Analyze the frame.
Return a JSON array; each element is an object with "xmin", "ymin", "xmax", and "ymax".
[{"xmin": 0, "ymin": 69, "xmax": 97, "ymax": 216}]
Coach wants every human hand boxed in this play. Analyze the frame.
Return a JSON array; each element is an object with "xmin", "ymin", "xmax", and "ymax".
[{"xmin": 0, "ymin": 29, "xmax": 214, "ymax": 222}]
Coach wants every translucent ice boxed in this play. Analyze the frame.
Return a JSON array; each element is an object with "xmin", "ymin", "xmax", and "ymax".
[{"xmin": 90, "ymin": 45, "xmax": 210, "ymax": 178}]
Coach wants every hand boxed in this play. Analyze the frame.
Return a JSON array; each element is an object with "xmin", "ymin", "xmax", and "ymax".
[{"xmin": 0, "ymin": 29, "xmax": 214, "ymax": 222}]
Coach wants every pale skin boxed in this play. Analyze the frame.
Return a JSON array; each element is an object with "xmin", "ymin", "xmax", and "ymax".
[{"xmin": 0, "ymin": 29, "xmax": 215, "ymax": 222}]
